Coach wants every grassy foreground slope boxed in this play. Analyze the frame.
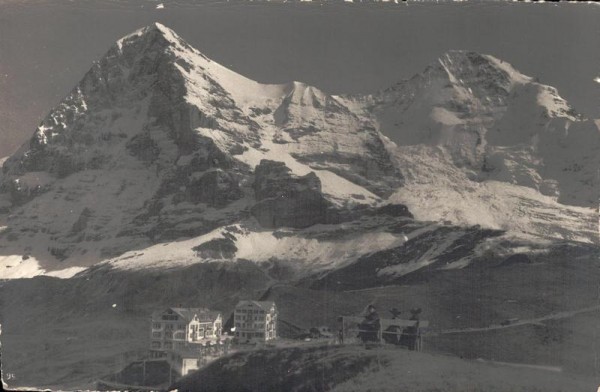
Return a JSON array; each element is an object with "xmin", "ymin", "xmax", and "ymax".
[
  {"xmin": 0, "ymin": 243, "xmax": 597, "ymax": 388},
  {"xmin": 169, "ymin": 345, "xmax": 598, "ymax": 392}
]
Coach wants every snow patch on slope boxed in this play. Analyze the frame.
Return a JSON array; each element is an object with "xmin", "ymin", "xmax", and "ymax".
[
  {"xmin": 107, "ymin": 222, "xmax": 408, "ymax": 273},
  {"xmin": 389, "ymin": 146, "xmax": 597, "ymax": 244},
  {"xmin": 237, "ymin": 136, "xmax": 380, "ymax": 205},
  {"xmin": 0, "ymin": 254, "xmax": 85, "ymax": 279},
  {"xmin": 377, "ymin": 229, "xmax": 466, "ymax": 277}
]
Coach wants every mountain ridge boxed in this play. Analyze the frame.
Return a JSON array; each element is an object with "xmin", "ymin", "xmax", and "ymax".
[{"xmin": 0, "ymin": 23, "xmax": 596, "ymax": 280}]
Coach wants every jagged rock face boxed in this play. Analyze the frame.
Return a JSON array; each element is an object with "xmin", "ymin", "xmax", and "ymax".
[
  {"xmin": 186, "ymin": 169, "xmax": 243, "ymax": 207},
  {"xmin": 0, "ymin": 24, "xmax": 259, "ymax": 266},
  {"xmin": 271, "ymin": 82, "xmax": 403, "ymax": 197},
  {"xmin": 253, "ymin": 160, "xmax": 322, "ymax": 201},
  {"xmin": 251, "ymin": 160, "xmax": 336, "ymax": 229},
  {"xmin": 4, "ymin": 27, "xmax": 183, "ymax": 177}
]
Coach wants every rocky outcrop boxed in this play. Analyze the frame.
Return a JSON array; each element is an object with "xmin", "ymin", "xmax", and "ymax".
[
  {"xmin": 251, "ymin": 160, "xmax": 337, "ymax": 229},
  {"xmin": 372, "ymin": 203, "xmax": 413, "ymax": 218},
  {"xmin": 192, "ymin": 238, "xmax": 237, "ymax": 259},
  {"xmin": 186, "ymin": 169, "xmax": 243, "ymax": 207}
]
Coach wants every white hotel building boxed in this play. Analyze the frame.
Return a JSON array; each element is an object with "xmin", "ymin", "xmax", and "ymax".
[{"xmin": 233, "ymin": 300, "xmax": 277, "ymax": 343}]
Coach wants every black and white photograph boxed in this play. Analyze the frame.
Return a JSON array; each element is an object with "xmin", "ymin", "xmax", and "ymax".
[{"xmin": 0, "ymin": 0, "xmax": 598, "ymax": 391}]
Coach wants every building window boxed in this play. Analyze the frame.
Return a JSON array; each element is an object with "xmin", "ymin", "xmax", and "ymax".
[
  {"xmin": 151, "ymin": 341, "xmax": 161, "ymax": 349},
  {"xmin": 152, "ymin": 323, "xmax": 162, "ymax": 329},
  {"xmin": 152, "ymin": 332, "xmax": 162, "ymax": 338},
  {"xmin": 174, "ymin": 331, "xmax": 186, "ymax": 340},
  {"xmin": 164, "ymin": 342, "xmax": 173, "ymax": 349}
]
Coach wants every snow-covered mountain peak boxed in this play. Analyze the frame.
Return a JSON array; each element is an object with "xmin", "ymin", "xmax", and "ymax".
[
  {"xmin": 435, "ymin": 50, "xmax": 532, "ymax": 91},
  {"xmin": 432, "ymin": 50, "xmax": 579, "ymax": 122},
  {"xmin": 377, "ymin": 50, "xmax": 577, "ymax": 123},
  {"xmin": 116, "ymin": 22, "xmax": 187, "ymax": 52},
  {"xmin": 339, "ymin": 50, "xmax": 597, "ymax": 208},
  {"xmin": 0, "ymin": 24, "xmax": 410, "ymax": 278}
]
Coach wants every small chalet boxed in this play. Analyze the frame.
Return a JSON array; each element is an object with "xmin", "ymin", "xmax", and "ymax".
[
  {"xmin": 150, "ymin": 307, "xmax": 222, "ymax": 357},
  {"xmin": 233, "ymin": 300, "xmax": 277, "ymax": 343}
]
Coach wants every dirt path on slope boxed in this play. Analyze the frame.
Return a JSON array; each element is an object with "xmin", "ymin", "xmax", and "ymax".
[{"xmin": 437, "ymin": 304, "xmax": 600, "ymax": 335}]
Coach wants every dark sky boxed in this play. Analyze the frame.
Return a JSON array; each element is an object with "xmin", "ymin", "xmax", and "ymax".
[{"xmin": 1, "ymin": 0, "xmax": 599, "ymax": 158}]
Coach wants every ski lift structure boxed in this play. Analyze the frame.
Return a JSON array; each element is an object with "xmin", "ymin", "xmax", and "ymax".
[{"xmin": 338, "ymin": 308, "xmax": 429, "ymax": 351}]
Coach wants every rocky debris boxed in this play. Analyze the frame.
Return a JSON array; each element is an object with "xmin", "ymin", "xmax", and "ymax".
[{"xmin": 251, "ymin": 160, "xmax": 338, "ymax": 229}]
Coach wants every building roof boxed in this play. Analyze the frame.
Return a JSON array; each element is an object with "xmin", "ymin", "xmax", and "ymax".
[
  {"xmin": 235, "ymin": 300, "xmax": 276, "ymax": 312},
  {"xmin": 152, "ymin": 307, "xmax": 221, "ymax": 323}
]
